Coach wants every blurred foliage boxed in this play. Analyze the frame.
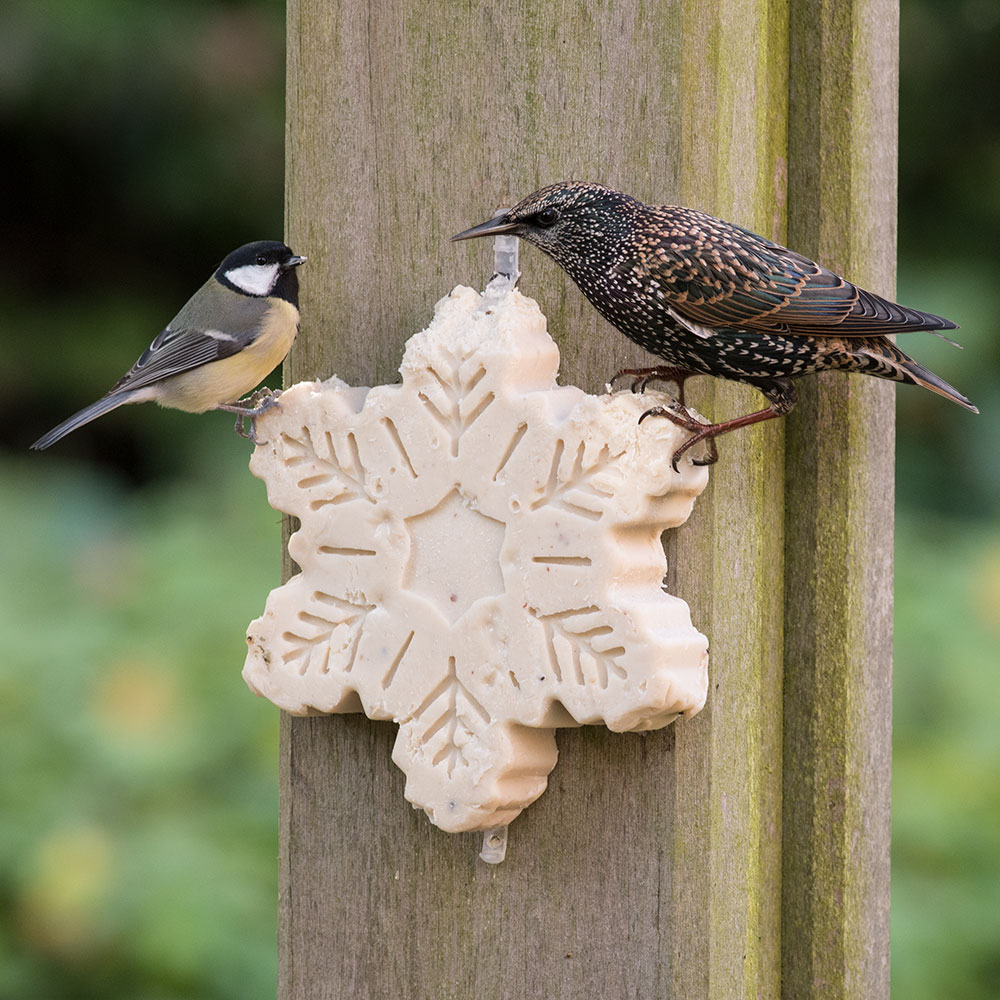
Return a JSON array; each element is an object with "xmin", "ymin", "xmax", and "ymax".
[
  {"xmin": 0, "ymin": 450, "xmax": 281, "ymax": 1000},
  {"xmin": 0, "ymin": 0, "xmax": 996, "ymax": 997},
  {"xmin": 893, "ymin": 514, "xmax": 1000, "ymax": 1000},
  {"xmin": 896, "ymin": 0, "xmax": 1000, "ymax": 517},
  {"xmin": 894, "ymin": 6, "xmax": 1000, "ymax": 985},
  {"xmin": 1, "ymin": 2, "xmax": 287, "ymax": 997},
  {"xmin": 898, "ymin": 0, "xmax": 1000, "ymax": 267}
]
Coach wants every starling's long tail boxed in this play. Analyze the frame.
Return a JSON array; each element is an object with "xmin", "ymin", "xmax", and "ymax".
[
  {"xmin": 899, "ymin": 355, "xmax": 979, "ymax": 413},
  {"xmin": 848, "ymin": 338, "xmax": 979, "ymax": 414}
]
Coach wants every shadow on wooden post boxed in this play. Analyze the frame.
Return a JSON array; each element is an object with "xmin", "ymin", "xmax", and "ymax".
[{"xmin": 278, "ymin": 2, "xmax": 894, "ymax": 997}]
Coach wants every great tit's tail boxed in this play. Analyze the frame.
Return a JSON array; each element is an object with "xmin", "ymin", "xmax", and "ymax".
[{"xmin": 30, "ymin": 391, "xmax": 139, "ymax": 450}]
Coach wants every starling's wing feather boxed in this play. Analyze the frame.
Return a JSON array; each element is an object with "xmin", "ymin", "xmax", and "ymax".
[
  {"xmin": 635, "ymin": 208, "xmax": 957, "ymax": 335},
  {"xmin": 838, "ymin": 283, "xmax": 957, "ymax": 332},
  {"xmin": 763, "ymin": 247, "xmax": 957, "ymax": 332},
  {"xmin": 107, "ymin": 326, "xmax": 246, "ymax": 394}
]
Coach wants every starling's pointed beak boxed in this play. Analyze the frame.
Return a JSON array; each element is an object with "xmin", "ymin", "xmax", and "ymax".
[{"xmin": 450, "ymin": 214, "xmax": 518, "ymax": 242}]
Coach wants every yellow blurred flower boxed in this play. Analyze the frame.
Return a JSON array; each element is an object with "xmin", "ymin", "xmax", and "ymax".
[
  {"xmin": 20, "ymin": 824, "xmax": 113, "ymax": 955},
  {"xmin": 973, "ymin": 542, "xmax": 1000, "ymax": 634},
  {"xmin": 93, "ymin": 659, "xmax": 178, "ymax": 740}
]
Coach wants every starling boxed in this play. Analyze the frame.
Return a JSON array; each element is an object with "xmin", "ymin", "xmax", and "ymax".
[{"xmin": 452, "ymin": 181, "xmax": 977, "ymax": 469}]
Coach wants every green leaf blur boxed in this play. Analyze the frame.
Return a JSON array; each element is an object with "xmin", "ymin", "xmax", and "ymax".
[{"xmin": 0, "ymin": 451, "xmax": 281, "ymax": 999}]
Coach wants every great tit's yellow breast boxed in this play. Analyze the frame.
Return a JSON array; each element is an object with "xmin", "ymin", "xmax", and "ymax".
[{"xmin": 157, "ymin": 298, "xmax": 300, "ymax": 412}]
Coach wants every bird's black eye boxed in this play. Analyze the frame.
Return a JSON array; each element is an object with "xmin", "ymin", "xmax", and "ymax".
[
  {"xmin": 256, "ymin": 253, "xmax": 268, "ymax": 265},
  {"xmin": 536, "ymin": 208, "xmax": 559, "ymax": 227}
]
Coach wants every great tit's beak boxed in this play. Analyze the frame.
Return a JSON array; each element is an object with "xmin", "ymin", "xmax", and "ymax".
[
  {"xmin": 282, "ymin": 255, "xmax": 307, "ymax": 269},
  {"xmin": 450, "ymin": 214, "xmax": 518, "ymax": 242}
]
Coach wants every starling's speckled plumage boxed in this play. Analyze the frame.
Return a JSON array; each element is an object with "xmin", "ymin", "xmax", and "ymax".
[{"xmin": 453, "ymin": 181, "xmax": 977, "ymax": 468}]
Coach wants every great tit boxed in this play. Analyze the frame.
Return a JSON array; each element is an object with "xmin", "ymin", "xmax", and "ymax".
[{"xmin": 31, "ymin": 240, "xmax": 307, "ymax": 450}]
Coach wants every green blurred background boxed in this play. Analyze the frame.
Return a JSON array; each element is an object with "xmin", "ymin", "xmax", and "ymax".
[{"xmin": 1, "ymin": 1, "xmax": 997, "ymax": 997}]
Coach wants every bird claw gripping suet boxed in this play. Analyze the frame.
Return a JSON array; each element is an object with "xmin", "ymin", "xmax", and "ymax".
[
  {"xmin": 637, "ymin": 400, "xmax": 720, "ymax": 470},
  {"xmin": 640, "ymin": 379, "xmax": 799, "ymax": 471},
  {"xmin": 219, "ymin": 387, "xmax": 284, "ymax": 442},
  {"xmin": 453, "ymin": 182, "xmax": 977, "ymax": 466}
]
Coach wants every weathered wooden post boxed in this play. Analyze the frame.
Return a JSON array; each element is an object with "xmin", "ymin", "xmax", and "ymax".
[{"xmin": 278, "ymin": 1, "xmax": 894, "ymax": 997}]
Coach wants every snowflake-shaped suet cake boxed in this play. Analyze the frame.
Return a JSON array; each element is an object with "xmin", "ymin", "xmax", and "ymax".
[{"xmin": 244, "ymin": 282, "xmax": 710, "ymax": 832}]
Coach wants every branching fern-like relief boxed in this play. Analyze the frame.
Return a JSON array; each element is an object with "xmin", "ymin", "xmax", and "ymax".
[
  {"xmin": 417, "ymin": 352, "xmax": 495, "ymax": 457},
  {"xmin": 280, "ymin": 426, "xmax": 373, "ymax": 507},
  {"xmin": 532, "ymin": 605, "xmax": 627, "ymax": 689},
  {"xmin": 279, "ymin": 592, "xmax": 373, "ymax": 677},
  {"xmin": 405, "ymin": 656, "xmax": 492, "ymax": 777},
  {"xmin": 530, "ymin": 439, "xmax": 621, "ymax": 519}
]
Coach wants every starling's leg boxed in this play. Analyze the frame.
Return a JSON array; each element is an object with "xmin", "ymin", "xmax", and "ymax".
[
  {"xmin": 640, "ymin": 403, "xmax": 780, "ymax": 471},
  {"xmin": 215, "ymin": 388, "xmax": 284, "ymax": 443},
  {"xmin": 641, "ymin": 381, "xmax": 797, "ymax": 472},
  {"xmin": 610, "ymin": 366, "xmax": 697, "ymax": 406}
]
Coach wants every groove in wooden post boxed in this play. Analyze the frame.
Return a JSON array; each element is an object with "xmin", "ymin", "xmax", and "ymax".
[{"xmin": 783, "ymin": 2, "xmax": 895, "ymax": 998}]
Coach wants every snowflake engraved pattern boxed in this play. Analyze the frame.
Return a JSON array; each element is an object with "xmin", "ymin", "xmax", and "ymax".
[{"xmin": 244, "ymin": 283, "xmax": 711, "ymax": 832}]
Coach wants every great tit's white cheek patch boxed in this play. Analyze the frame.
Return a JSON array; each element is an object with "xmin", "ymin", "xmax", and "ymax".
[
  {"xmin": 243, "ymin": 282, "xmax": 712, "ymax": 833},
  {"xmin": 225, "ymin": 262, "xmax": 280, "ymax": 296}
]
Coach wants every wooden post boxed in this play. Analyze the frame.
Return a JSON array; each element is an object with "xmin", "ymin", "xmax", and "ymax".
[{"xmin": 279, "ymin": 2, "xmax": 893, "ymax": 997}]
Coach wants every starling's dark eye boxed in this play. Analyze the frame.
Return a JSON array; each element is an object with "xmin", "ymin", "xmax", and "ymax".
[
  {"xmin": 256, "ymin": 254, "xmax": 268, "ymax": 265},
  {"xmin": 536, "ymin": 208, "xmax": 559, "ymax": 227}
]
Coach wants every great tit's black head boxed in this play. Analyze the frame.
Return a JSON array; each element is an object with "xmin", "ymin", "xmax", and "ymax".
[
  {"xmin": 216, "ymin": 241, "xmax": 307, "ymax": 303},
  {"xmin": 451, "ymin": 182, "xmax": 640, "ymax": 267}
]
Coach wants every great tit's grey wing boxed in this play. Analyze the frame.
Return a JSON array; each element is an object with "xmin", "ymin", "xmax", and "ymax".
[
  {"xmin": 106, "ymin": 325, "xmax": 252, "ymax": 394},
  {"xmin": 104, "ymin": 276, "xmax": 274, "ymax": 393},
  {"xmin": 30, "ymin": 275, "xmax": 276, "ymax": 451},
  {"xmin": 103, "ymin": 278, "xmax": 272, "ymax": 394}
]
